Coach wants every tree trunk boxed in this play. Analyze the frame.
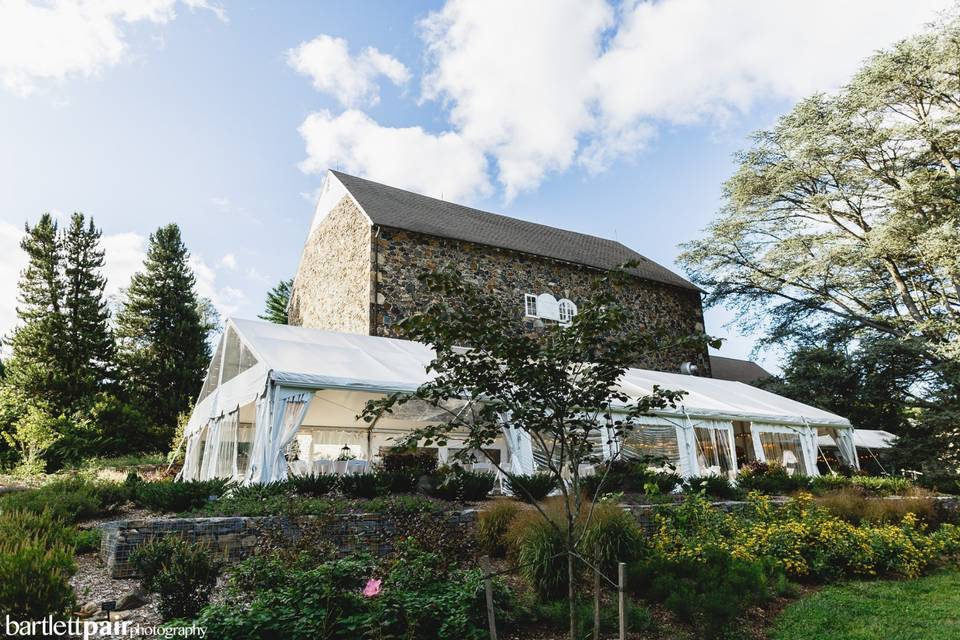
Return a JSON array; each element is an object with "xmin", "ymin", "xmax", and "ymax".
[{"xmin": 568, "ymin": 547, "xmax": 578, "ymax": 640}]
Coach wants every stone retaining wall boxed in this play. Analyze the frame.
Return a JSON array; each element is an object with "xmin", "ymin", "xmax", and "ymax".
[{"xmin": 99, "ymin": 510, "xmax": 475, "ymax": 578}]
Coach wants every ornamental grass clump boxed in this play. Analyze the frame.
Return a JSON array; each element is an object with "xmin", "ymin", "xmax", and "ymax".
[{"xmin": 477, "ymin": 500, "xmax": 522, "ymax": 557}]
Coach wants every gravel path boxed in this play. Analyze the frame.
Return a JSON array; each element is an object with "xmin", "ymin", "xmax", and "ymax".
[{"xmin": 69, "ymin": 553, "xmax": 162, "ymax": 637}]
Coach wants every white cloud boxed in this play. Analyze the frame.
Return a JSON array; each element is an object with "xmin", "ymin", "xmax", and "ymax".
[
  {"xmin": 219, "ymin": 253, "xmax": 237, "ymax": 270},
  {"xmin": 298, "ymin": 109, "xmax": 490, "ymax": 202},
  {"xmin": 0, "ymin": 222, "xmax": 27, "ymax": 344},
  {"xmin": 420, "ymin": 0, "xmax": 613, "ymax": 199},
  {"xmin": 101, "ymin": 231, "xmax": 147, "ymax": 298},
  {"xmin": 294, "ymin": 0, "xmax": 953, "ymax": 202},
  {"xmin": 0, "ymin": 0, "xmax": 226, "ymax": 97},
  {"xmin": 288, "ymin": 34, "xmax": 409, "ymax": 107},
  {"xmin": 189, "ymin": 255, "xmax": 246, "ymax": 318}
]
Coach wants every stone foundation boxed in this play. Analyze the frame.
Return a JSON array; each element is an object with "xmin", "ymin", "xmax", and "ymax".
[{"xmin": 99, "ymin": 510, "xmax": 476, "ymax": 578}]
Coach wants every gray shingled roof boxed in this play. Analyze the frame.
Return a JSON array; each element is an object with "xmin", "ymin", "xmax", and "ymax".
[
  {"xmin": 709, "ymin": 355, "xmax": 775, "ymax": 384},
  {"xmin": 332, "ymin": 171, "xmax": 700, "ymax": 292}
]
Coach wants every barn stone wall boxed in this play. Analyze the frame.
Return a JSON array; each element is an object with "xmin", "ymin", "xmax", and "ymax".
[
  {"xmin": 372, "ymin": 227, "xmax": 710, "ymax": 374},
  {"xmin": 288, "ymin": 195, "xmax": 371, "ymax": 332}
]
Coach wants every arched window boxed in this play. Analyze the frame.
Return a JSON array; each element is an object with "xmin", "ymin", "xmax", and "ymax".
[{"xmin": 558, "ymin": 299, "xmax": 577, "ymax": 325}]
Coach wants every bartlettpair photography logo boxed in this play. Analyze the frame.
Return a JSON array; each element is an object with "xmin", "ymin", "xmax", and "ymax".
[{"xmin": 4, "ymin": 616, "xmax": 206, "ymax": 639}]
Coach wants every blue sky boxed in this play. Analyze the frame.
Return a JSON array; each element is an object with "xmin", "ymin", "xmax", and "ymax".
[{"xmin": 0, "ymin": 0, "xmax": 953, "ymax": 371}]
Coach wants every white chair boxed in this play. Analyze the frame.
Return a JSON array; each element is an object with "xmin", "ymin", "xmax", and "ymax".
[{"xmin": 472, "ymin": 462, "xmax": 495, "ymax": 475}]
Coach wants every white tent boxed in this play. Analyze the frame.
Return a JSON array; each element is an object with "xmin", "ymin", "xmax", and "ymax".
[{"xmin": 180, "ymin": 318, "xmax": 858, "ymax": 484}]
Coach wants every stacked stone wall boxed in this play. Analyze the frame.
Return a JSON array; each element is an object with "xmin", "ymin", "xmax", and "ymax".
[{"xmin": 372, "ymin": 227, "xmax": 710, "ymax": 374}]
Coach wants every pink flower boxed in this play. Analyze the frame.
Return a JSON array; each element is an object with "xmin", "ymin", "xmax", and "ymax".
[{"xmin": 363, "ymin": 578, "xmax": 382, "ymax": 598}]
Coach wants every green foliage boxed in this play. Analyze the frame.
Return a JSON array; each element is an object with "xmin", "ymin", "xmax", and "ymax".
[
  {"xmin": 131, "ymin": 478, "xmax": 230, "ymax": 513},
  {"xmin": 579, "ymin": 503, "xmax": 645, "ymax": 579},
  {"xmin": 131, "ymin": 537, "xmax": 219, "ymax": 620},
  {"xmin": 476, "ymin": 500, "xmax": 522, "ymax": 557},
  {"xmin": 0, "ymin": 536, "xmax": 76, "ymax": 621},
  {"xmin": 809, "ymin": 474, "xmax": 913, "ymax": 497},
  {"xmin": 736, "ymin": 462, "xmax": 811, "ymax": 495},
  {"xmin": 339, "ymin": 473, "xmax": 383, "ymax": 499},
  {"xmin": 2, "ymin": 405, "xmax": 64, "ymax": 475},
  {"xmin": 73, "ymin": 528, "xmax": 101, "ymax": 554},
  {"xmin": 259, "ymin": 278, "xmax": 292, "ymax": 325},
  {"xmin": 186, "ymin": 541, "xmax": 500, "ymax": 640},
  {"xmin": 520, "ymin": 595, "xmax": 654, "ymax": 637},
  {"xmin": 288, "ymin": 473, "xmax": 339, "ymax": 497},
  {"xmin": 814, "ymin": 488, "xmax": 940, "ymax": 528},
  {"xmin": 581, "ymin": 459, "xmax": 683, "ymax": 497},
  {"xmin": 115, "ymin": 223, "xmax": 213, "ymax": 443},
  {"xmin": 429, "ymin": 469, "xmax": 495, "ymax": 501},
  {"xmin": 379, "ymin": 448, "xmax": 439, "ymax": 474},
  {"xmin": 0, "ymin": 509, "xmax": 75, "ymax": 549},
  {"xmin": 0, "ymin": 476, "xmax": 128, "ymax": 523},
  {"xmin": 684, "ymin": 474, "xmax": 741, "ymax": 500},
  {"xmin": 678, "ymin": 16, "xmax": 960, "ymax": 481},
  {"xmin": 504, "ymin": 472, "xmax": 556, "ymax": 502},
  {"xmin": 630, "ymin": 547, "xmax": 779, "ymax": 640},
  {"xmin": 375, "ymin": 470, "xmax": 419, "ymax": 494}
]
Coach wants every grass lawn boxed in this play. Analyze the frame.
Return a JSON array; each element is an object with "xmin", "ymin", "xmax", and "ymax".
[{"xmin": 771, "ymin": 570, "xmax": 960, "ymax": 640}]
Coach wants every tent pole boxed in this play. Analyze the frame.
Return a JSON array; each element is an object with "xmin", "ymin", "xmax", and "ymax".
[{"xmin": 365, "ymin": 405, "xmax": 387, "ymax": 462}]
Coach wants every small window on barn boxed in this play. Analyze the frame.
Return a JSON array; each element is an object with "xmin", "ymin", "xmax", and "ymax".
[
  {"xmin": 524, "ymin": 294, "xmax": 538, "ymax": 318},
  {"xmin": 558, "ymin": 299, "xmax": 577, "ymax": 325}
]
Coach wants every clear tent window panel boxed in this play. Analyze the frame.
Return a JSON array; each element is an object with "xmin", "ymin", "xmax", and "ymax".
[
  {"xmin": 757, "ymin": 431, "xmax": 805, "ymax": 475},
  {"xmin": 220, "ymin": 326, "xmax": 259, "ymax": 387},
  {"xmin": 198, "ymin": 338, "xmax": 225, "ymax": 403},
  {"xmin": 621, "ymin": 423, "xmax": 682, "ymax": 471},
  {"xmin": 693, "ymin": 425, "xmax": 735, "ymax": 478}
]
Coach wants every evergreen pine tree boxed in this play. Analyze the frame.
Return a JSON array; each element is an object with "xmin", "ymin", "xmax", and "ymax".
[
  {"xmin": 116, "ymin": 224, "xmax": 211, "ymax": 438},
  {"xmin": 258, "ymin": 278, "xmax": 292, "ymax": 324},
  {"xmin": 5, "ymin": 214, "xmax": 69, "ymax": 411},
  {"xmin": 61, "ymin": 213, "xmax": 113, "ymax": 410}
]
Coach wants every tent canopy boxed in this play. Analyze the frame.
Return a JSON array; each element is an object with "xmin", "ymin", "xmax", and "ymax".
[
  {"xmin": 819, "ymin": 429, "xmax": 896, "ymax": 449},
  {"xmin": 186, "ymin": 317, "xmax": 850, "ymax": 438}
]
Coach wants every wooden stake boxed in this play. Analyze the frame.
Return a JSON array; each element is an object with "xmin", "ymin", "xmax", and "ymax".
[
  {"xmin": 618, "ymin": 562, "xmax": 627, "ymax": 640},
  {"xmin": 593, "ymin": 552, "xmax": 601, "ymax": 640},
  {"xmin": 480, "ymin": 555, "xmax": 498, "ymax": 640}
]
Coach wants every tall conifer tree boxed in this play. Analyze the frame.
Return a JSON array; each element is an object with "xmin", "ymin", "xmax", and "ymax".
[
  {"xmin": 61, "ymin": 213, "xmax": 113, "ymax": 409},
  {"xmin": 116, "ymin": 224, "xmax": 210, "ymax": 435},
  {"xmin": 258, "ymin": 278, "xmax": 292, "ymax": 324},
  {"xmin": 5, "ymin": 214, "xmax": 69, "ymax": 410}
]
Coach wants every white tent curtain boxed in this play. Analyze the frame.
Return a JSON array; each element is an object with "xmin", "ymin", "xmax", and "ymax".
[
  {"xmin": 690, "ymin": 419, "xmax": 736, "ymax": 478},
  {"xmin": 216, "ymin": 409, "xmax": 239, "ymax": 479},
  {"xmin": 751, "ymin": 424, "xmax": 820, "ymax": 476},
  {"xmin": 198, "ymin": 415, "xmax": 223, "ymax": 480},
  {"xmin": 268, "ymin": 389, "xmax": 313, "ymax": 482},
  {"xmin": 505, "ymin": 427, "xmax": 535, "ymax": 475},
  {"xmin": 181, "ymin": 425, "xmax": 206, "ymax": 481},
  {"xmin": 245, "ymin": 391, "xmax": 273, "ymax": 484},
  {"xmin": 835, "ymin": 428, "xmax": 860, "ymax": 470}
]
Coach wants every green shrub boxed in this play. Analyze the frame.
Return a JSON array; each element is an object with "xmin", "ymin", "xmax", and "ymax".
[
  {"xmin": 132, "ymin": 478, "xmax": 231, "ymax": 512},
  {"xmin": 131, "ymin": 537, "xmax": 219, "ymax": 620},
  {"xmin": 522, "ymin": 596, "xmax": 654, "ymax": 637},
  {"xmin": 192, "ymin": 541, "xmax": 502, "ymax": 640},
  {"xmin": 579, "ymin": 503, "xmax": 645, "ymax": 578},
  {"xmin": 0, "ymin": 508, "xmax": 75, "ymax": 549},
  {"xmin": 339, "ymin": 473, "xmax": 384, "ymax": 499},
  {"xmin": 505, "ymin": 473, "xmax": 556, "ymax": 502},
  {"xmin": 477, "ymin": 501, "xmax": 522, "ymax": 557},
  {"xmin": 289, "ymin": 473, "xmax": 339, "ymax": 497},
  {"xmin": 684, "ymin": 475, "xmax": 741, "ymax": 500},
  {"xmin": 736, "ymin": 461, "xmax": 811, "ymax": 495},
  {"xmin": 581, "ymin": 460, "xmax": 682, "ymax": 496},
  {"xmin": 430, "ymin": 470, "xmax": 495, "ymax": 501},
  {"xmin": 0, "ymin": 537, "xmax": 75, "ymax": 620},
  {"xmin": 380, "ymin": 449, "xmax": 439, "ymax": 474},
  {"xmin": 74, "ymin": 528, "xmax": 102, "ymax": 554},
  {"xmin": 630, "ymin": 547, "xmax": 778, "ymax": 639},
  {"xmin": 0, "ymin": 476, "xmax": 126, "ymax": 523},
  {"xmin": 227, "ymin": 480, "xmax": 291, "ymax": 501},
  {"xmin": 375, "ymin": 470, "xmax": 419, "ymax": 494}
]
